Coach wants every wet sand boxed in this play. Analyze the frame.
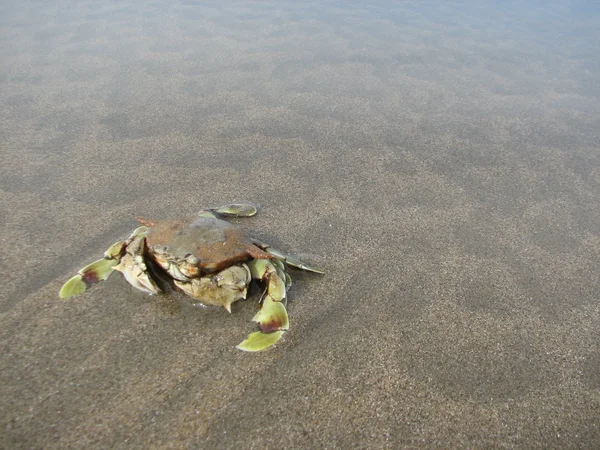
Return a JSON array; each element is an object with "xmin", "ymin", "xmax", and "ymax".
[{"xmin": 1, "ymin": 1, "xmax": 599, "ymax": 448}]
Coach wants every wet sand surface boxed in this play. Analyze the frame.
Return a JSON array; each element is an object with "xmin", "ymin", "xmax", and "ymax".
[{"xmin": 1, "ymin": 1, "xmax": 599, "ymax": 448}]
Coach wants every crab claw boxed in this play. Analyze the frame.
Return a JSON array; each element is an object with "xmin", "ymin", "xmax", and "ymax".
[
  {"xmin": 113, "ymin": 233, "xmax": 161, "ymax": 295},
  {"xmin": 114, "ymin": 253, "xmax": 160, "ymax": 295},
  {"xmin": 174, "ymin": 264, "xmax": 250, "ymax": 311}
]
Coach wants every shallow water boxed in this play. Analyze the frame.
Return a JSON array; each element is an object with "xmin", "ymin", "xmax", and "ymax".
[{"xmin": 1, "ymin": 1, "xmax": 599, "ymax": 448}]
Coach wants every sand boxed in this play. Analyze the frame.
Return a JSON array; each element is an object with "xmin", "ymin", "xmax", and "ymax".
[{"xmin": 1, "ymin": 1, "xmax": 599, "ymax": 448}]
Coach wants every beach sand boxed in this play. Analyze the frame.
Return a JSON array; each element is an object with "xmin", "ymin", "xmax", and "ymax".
[{"xmin": 1, "ymin": 1, "xmax": 599, "ymax": 448}]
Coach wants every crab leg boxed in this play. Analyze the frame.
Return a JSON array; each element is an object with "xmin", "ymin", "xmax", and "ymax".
[
  {"xmin": 59, "ymin": 226, "xmax": 156, "ymax": 298},
  {"xmin": 251, "ymin": 239, "xmax": 325, "ymax": 274},
  {"xmin": 198, "ymin": 203, "xmax": 258, "ymax": 219},
  {"xmin": 236, "ymin": 259, "xmax": 290, "ymax": 352}
]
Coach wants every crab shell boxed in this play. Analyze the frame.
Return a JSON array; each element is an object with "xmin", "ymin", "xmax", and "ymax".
[{"xmin": 136, "ymin": 215, "xmax": 274, "ymax": 278}]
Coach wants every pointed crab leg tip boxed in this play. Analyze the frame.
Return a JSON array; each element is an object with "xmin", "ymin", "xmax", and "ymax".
[
  {"xmin": 236, "ymin": 330, "xmax": 284, "ymax": 352},
  {"xmin": 59, "ymin": 275, "xmax": 87, "ymax": 298},
  {"xmin": 286, "ymin": 258, "xmax": 325, "ymax": 274}
]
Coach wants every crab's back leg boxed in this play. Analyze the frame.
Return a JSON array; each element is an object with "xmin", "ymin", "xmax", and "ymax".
[
  {"xmin": 59, "ymin": 231, "xmax": 136, "ymax": 298},
  {"xmin": 236, "ymin": 259, "xmax": 289, "ymax": 352},
  {"xmin": 251, "ymin": 239, "xmax": 324, "ymax": 274},
  {"xmin": 200, "ymin": 203, "xmax": 258, "ymax": 219},
  {"xmin": 59, "ymin": 256, "xmax": 119, "ymax": 298}
]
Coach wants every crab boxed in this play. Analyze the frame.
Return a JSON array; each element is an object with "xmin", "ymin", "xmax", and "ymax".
[{"xmin": 59, "ymin": 203, "xmax": 323, "ymax": 351}]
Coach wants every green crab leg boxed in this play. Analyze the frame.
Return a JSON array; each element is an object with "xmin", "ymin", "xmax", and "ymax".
[
  {"xmin": 251, "ymin": 239, "xmax": 325, "ymax": 274},
  {"xmin": 236, "ymin": 330, "xmax": 285, "ymax": 352},
  {"xmin": 59, "ymin": 258, "xmax": 119, "ymax": 299},
  {"xmin": 198, "ymin": 203, "xmax": 258, "ymax": 219},
  {"xmin": 59, "ymin": 226, "xmax": 151, "ymax": 299},
  {"xmin": 236, "ymin": 259, "xmax": 289, "ymax": 352}
]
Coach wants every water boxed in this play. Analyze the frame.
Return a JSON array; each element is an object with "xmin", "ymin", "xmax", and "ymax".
[{"xmin": 1, "ymin": 1, "xmax": 599, "ymax": 448}]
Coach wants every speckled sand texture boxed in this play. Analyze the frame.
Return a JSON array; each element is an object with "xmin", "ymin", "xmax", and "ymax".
[{"xmin": 1, "ymin": 1, "xmax": 599, "ymax": 448}]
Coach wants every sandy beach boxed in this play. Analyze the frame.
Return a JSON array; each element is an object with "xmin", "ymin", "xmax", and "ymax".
[{"xmin": 1, "ymin": 1, "xmax": 599, "ymax": 448}]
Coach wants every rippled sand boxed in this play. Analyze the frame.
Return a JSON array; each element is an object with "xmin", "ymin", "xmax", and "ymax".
[{"xmin": 1, "ymin": 1, "xmax": 599, "ymax": 448}]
